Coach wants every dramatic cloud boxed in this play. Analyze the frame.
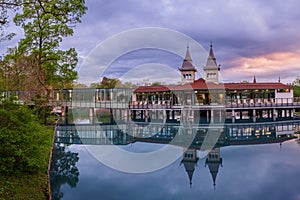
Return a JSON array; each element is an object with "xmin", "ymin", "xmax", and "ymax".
[
  {"xmin": 223, "ymin": 50, "xmax": 300, "ymax": 83},
  {"xmin": 1, "ymin": 0, "xmax": 300, "ymax": 84}
]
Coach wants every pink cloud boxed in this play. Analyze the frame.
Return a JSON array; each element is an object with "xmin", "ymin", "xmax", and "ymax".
[{"xmin": 222, "ymin": 50, "xmax": 300, "ymax": 82}]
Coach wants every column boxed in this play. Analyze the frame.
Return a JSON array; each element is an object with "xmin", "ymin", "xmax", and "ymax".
[
  {"xmin": 291, "ymin": 109, "xmax": 295, "ymax": 117},
  {"xmin": 273, "ymin": 108, "xmax": 276, "ymax": 121},
  {"xmin": 232, "ymin": 110, "xmax": 235, "ymax": 123},
  {"xmin": 253, "ymin": 109, "xmax": 256, "ymax": 122},
  {"xmin": 56, "ymin": 92, "xmax": 60, "ymax": 101},
  {"xmin": 61, "ymin": 106, "xmax": 69, "ymax": 117},
  {"xmin": 89, "ymin": 107, "xmax": 94, "ymax": 124},
  {"xmin": 145, "ymin": 110, "xmax": 149, "ymax": 122},
  {"xmin": 96, "ymin": 90, "xmax": 99, "ymax": 101},
  {"xmin": 207, "ymin": 110, "xmax": 210, "ymax": 123},
  {"xmin": 89, "ymin": 107, "xmax": 94, "ymax": 118}
]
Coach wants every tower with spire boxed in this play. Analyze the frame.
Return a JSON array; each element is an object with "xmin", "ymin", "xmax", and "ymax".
[
  {"xmin": 180, "ymin": 148, "xmax": 199, "ymax": 187},
  {"xmin": 203, "ymin": 42, "xmax": 221, "ymax": 83},
  {"xmin": 205, "ymin": 147, "xmax": 223, "ymax": 188},
  {"xmin": 179, "ymin": 45, "xmax": 197, "ymax": 85}
]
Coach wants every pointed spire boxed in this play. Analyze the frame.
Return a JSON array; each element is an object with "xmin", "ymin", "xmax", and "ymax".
[
  {"xmin": 253, "ymin": 75, "xmax": 257, "ymax": 83},
  {"xmin": 184, "ymin": 44, "xmax": 192, "ymax": 62},
  {"xmin": 179, "ymin": 45, "xmax": 197, "ymax": 72},
  {"xmin": 209, "ymin": 41, "xmax": 217, "ymax": 65},
  {"xmin": 181, "ymin": 149, "xmax": 199, "ymax": 187},
  {"xmin": 204, "ymin": 41, "xmax": 218, "ymax": 70},
  {"xmin": 278, "ymin": 76, "xmax": 281, "ymax": 83}
]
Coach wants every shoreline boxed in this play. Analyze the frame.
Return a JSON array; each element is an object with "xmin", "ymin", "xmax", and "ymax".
[{"xmin": 47, "ymin": 123, "xmax": 57, "ymax": 200}]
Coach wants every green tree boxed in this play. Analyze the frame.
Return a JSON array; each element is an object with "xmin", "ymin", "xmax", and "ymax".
[
  {"xmin": 0, "ymin": 99, "xmax": 52, "ymax": 172},
  {"xmin": 12, "ymin": 0, "xmax": 87, "ymax": 92},
  {"xmin": 90, "ymin": 77, "xmax": 121, "ymax": 89},
  {"xmin": 151, "ymin": 82, "xmax": 162, "ymax": 86},
  {"xmin": 294, "ymin": 86, "xmax": 300, "ymax": 97},
  {"xmin": 293, "ymin": 77, "xmax": 300, "ymax": 97},
  {"xmin": 0, "ymin": 0, "xmax": 87, "ymax": 93},
  {"xmin": 0, "ymin": 0, "xmax": 87, "ymax": 122}
]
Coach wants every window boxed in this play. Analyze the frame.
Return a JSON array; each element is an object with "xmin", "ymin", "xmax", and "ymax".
[
  {"xmin": 277, "ymin": 89, "xmax": 290, "ymax": 93},
  {"xmin": 207, "ymin": 73, "xmax": 217, "ymax": 79}
]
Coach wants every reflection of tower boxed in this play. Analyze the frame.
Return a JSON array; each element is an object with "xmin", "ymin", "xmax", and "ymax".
[
  {"xmin": 178, "ymin": 45, "xmax": 197, "ymax": 84},
  {"xmin": 180, "ymin": 148, "xmax": 199, "ymax": 187},
  {"xmin": 205, "ymin": 147, "xmax": 223, "ymax": 188}
]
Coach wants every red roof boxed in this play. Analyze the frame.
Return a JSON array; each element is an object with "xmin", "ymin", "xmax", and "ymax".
[
  {"xmin": 134, "ymin": 79, "xmax": 292, "ymax": 93},
  {"xmin": 134, "ymin": 85, "xmax": 170, "ymax": 93},
  {"xmin": 224, "ymin": 82, "xmax": 292, "ymax": 90}
]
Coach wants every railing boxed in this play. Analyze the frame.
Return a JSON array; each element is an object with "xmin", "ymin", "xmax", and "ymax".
[
  {"xmin": 226, "ymin": 97, "xmax": 300, "ymax": 108},
  {"xmin": 129, "ymin": 100, "xmax": 173, "ymax": 109},
  {"xmin": 2, "ymin": 90, "xmax": 300, "ymax": 110},
  {"xmin": 130, "ymin": 98, "xmax": 300, "ymax": 109}
]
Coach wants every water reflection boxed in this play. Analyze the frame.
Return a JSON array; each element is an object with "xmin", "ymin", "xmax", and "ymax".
[
  {"xmin": 50, "ymin": 144, "xmax": 80, "ymax": 200},
  {"xmin": 50, "ymin": 120, "xmax": 300, "ymax": 200}
]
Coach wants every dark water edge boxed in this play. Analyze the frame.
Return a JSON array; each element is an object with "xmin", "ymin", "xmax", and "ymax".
[{"xmin": 50, "ymin": 139, "xmax": 300, "ymax": 200}]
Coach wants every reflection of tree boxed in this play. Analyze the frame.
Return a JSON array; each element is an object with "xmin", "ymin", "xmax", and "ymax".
[{"xmin": 50, "ymin": 144, "xmax": 79, "ymax": 200}]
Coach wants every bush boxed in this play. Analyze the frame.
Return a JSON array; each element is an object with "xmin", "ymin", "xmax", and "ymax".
[{"xmin": 0, "ymin": 100, "xmax": 52, "ymax": 173}]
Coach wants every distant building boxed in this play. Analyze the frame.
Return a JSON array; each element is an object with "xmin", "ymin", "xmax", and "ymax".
[{"xmin": 131, "ymin": 43, "xmax": 295, "ymax": 123}]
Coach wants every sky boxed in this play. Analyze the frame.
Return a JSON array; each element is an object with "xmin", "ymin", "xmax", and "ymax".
[{"xmin": 1, "ymin": 0, "xmax": 300, "ymax": 84}]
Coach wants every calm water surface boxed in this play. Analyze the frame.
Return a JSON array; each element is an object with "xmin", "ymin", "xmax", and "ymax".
[{"xmin": 51, "ymin": 138, "xmax": 300, "ymax": 200}]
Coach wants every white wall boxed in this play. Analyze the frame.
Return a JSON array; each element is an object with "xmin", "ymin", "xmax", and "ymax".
[
  {"xmin": 275, "ymin": 89, "xmax": 293, "ymax": 99},
  {"xmin": 275, "ymin": 89, "xmax": 293, "ymax": 103}
]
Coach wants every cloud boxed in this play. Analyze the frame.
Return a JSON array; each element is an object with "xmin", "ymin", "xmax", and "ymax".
[
  {"xmin": 77, "ymin": 27, "xmax": 208, "ymax": 84},
  {"xmin": 222, "ymin": 50, "xmax": 300, "ymax": 83},
  {"xmin": 1, "ymin": 0, "xmax": 300, "ymax": 83}
]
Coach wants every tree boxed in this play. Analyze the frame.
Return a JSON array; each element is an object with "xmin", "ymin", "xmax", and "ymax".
[
  {"xmin": 151, "ymin": 82, "xmax": 162, "ymax": 86},
  {"xmin": 0, "ymin": 99, "xmax": 53, "ymax": 172},
  {"xmin": 0, "ymin": 0, "xmax": 87, "ymax": 122},
  {"xmin": 12, "ymin": 0, "xmax": 87, "ymax": 92},
  {"xmin": 293, "ymin": 77, "xmax": 300, "ymax": 97},
  {"xmin": 0, "ymin": 0, "xmax": 87, "ymax": 94},
  {"xmin": 90, "ymin": 77, "xmax": 121, "ymax": 89}
]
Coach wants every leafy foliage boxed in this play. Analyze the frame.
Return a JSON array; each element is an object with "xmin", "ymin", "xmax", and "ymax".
[
  {"xmin": 293, "ymin": 77, "xmax": 300, "ymax": 97},
  {"xmin": 90, "ymin": 77, "xmax": 121, "ymax": 89},
  {"xmin": 0, "ymin": 99, "xmax": 53, "ymax": 173},
  {"xmin": 0, "ymin": 0, "xmax": 87, "ymax": 93},
  {"xmin": 294, "ymin": 86, "xmax": 300, "ymax": 97}
]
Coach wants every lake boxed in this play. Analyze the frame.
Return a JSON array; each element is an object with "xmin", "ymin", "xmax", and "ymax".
[{"xmin": 50, "ymin": 120, "xmax": 300, "ymax": 200}]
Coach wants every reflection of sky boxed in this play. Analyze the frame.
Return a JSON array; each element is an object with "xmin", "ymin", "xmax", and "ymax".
[{"xmin": 59, "ymin": 140, "xmax": 300, "ymax": 200}]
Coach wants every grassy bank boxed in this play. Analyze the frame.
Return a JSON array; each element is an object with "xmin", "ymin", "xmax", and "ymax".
[{"xmin": 0, "ymin": 125, "xmax": 54, "ymax": 200}]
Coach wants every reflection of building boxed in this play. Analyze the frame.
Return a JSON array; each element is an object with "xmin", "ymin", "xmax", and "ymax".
[
  {"xmin": 180, "ymin": 148, "xmax": 199, "ymax": 187},
  {"xmin": 205, "ymin": 148, "xmax": 223, "ymax": 188},
  {"xmin": 180, "ymin": 147, "xmax": 223, "ymax": 188}
]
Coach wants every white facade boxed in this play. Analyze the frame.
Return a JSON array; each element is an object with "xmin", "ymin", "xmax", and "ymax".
[{"xmin": 275, "ymin": 88, "xmax": 293, "ymax": 103}]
